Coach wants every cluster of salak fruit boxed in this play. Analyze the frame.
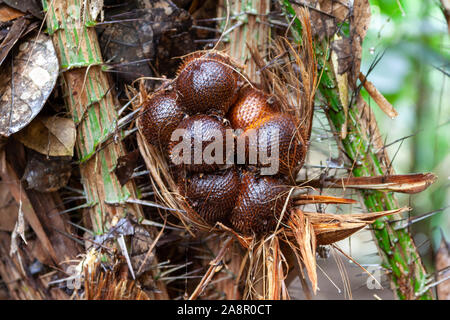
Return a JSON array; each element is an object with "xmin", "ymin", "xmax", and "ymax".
[{"xmin": 140, "ymin": 51, "xmax": 307, "ymax": 235}]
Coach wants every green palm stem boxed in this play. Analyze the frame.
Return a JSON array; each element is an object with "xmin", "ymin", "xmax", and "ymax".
[{"xmin": 281, "ymin": 0, "xmax": 433, "ymax": 300}]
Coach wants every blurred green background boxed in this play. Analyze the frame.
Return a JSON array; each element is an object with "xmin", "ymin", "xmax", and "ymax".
[{"xmin": 360, "ymin": 0, "xmax": 449, "ymax": 267}]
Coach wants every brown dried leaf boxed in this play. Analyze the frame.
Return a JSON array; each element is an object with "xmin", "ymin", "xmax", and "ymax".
[
  {"xmin": 84, "ymin": 261, "xmax": 150, "ymax": 300},
  {"xmin": 266, "ymin": 237, "xmax": 288, "ymax": 299},
  {"xmin": 304, "ymin": 207, "xmax": 409, "ymax": 245},
  {"xmin": 352, "ymin": 0, "xmax": 371, "ymax": 45},
  {"xmin": 305, "ymin": 207, "xmax": 409, "ymax": 223},
  {"xmin": 189, "ymin": 236, "xmax": 234, "ymax": 300},
  {"xmin": 0, "ymin": 154, "xmax": 58, "ymax": 262},
  {"xmin": 306, "ymin": 0, "xmax": 350, "ymax": 39},
  {"xmin": 0, "ymin": 4, "xmax": 25, "ymax": 22},
  {"xmin": 331, "ymin": 37, "xmax": 352, "ymax": 74},
  {"xmin": 22, "ymin": 152, "xmax": 72, "ymax": 192},
  {"xmin": 0, "ymin": 188, "xmax": 19, "ymax": 231},
  {"xmin": 15, "ymin": 116, "xmax": 76, "ymax": 157},
  {"xmin": 0, "ymin": 33, "xmax": 59, "ymax": 137},
  {"xmin": 321, "ymin": 0, "xmax": 349, "ymax": 20},
  {"xmin": 314, "ymin": 222, "xmax": 366, "ymax": 245},
  {"xmin": 258, "ymin": 10, "xmax": 317, "ymax": 149},
  {"xmin": 131, "ymin": 224, "xmax": 157, "ymax": 277},
  {"xmin": 2, "ymin": 0, "xmax": 42, "ymax": 19},
  {"xmin": 114, "ymin": 149, "xmax": 140, "ymax": 186},
  {"xmin": 359, "ymin": 72, "xmax": 398, "ymax": 118},
  {"xmin": 0, "ymin": 17, "xmax": 29, "ymax": 65},
  {"xmin": 303, "ymin": 173, "xmax": 437, "ymax": 194}
]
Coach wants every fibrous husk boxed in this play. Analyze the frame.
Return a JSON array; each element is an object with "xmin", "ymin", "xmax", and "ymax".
[
  {"xmin": 302, "ymin": 0, "xmax": 371, "ymax": 88},
  {"xmin": 349, "ymin": 0, "xmax": 371, "ymax": 86},
  {"xmin": 302, "ymin": 207, "xmax": 410, "ymax": 245},
  {"xmin": 114, "ymin": 149, "xmax": 140, "ymax": 186}
]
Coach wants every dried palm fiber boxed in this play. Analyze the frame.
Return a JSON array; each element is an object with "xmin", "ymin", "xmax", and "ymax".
[{"xmin": 0, "ymin": 141, "xmax": 82, "ymax": 299}]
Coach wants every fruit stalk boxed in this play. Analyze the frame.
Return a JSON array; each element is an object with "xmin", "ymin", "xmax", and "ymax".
[{"xmin": 281, "ymin": 0, "xmax": 433, "ymax": 300}]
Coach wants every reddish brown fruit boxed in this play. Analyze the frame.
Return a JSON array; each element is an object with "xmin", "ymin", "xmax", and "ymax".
[
  {"xmin": 178, "ymin": 167, "xmax": 240, "ymax": 224},
  {"xmin": 139, "ymin": 90, "xmax": 185, "ymax": 149},
  {"xmin": 175, "ymin": 53, "xmax": 239, "ymax": 115},
  {"xmin": 228, "ymin": 86, "xmax": 279, "ymax": 130},
  {"xmin": 168, "ymin": 114, "xmax": 232, "ymax": 173},
  {"xmin": 241, "ymin": 113, "xmax": 305, "ymax": 177},
  {"xmin": 229, "ymin": 172, "xmax": 291, "ymax": 235}
]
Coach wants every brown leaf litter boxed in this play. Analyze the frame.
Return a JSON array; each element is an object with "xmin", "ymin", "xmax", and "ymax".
[{"xmin": 0, "ymin": 32, "xmax": 59, "ymax": 137}]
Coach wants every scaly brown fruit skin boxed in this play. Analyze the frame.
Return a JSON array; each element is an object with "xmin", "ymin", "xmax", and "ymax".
[
  {"xmin": 139, "ymin": 90, "xmax": 186, "ymax": 150},
  {"xmin": 229, "ymin": 171, "xmax": 291, "ymax": 235},
  {"xmin": 242, "ymin": 113, "xmax": 305, "ymax": 177},
  {"xmin": 228, "ymin": 86, "xmax": 279, "ymax": 131},
  {"xmin": 168, "ymin": 114, "xmax": 231, "ymax": 173},
  {"xmin": 176, "ymin": 53, "xmax": 239, "ymax": 115},
  {"xmin": 178, "ymin": 167, "xmax": 240, "ymax": 224}
]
